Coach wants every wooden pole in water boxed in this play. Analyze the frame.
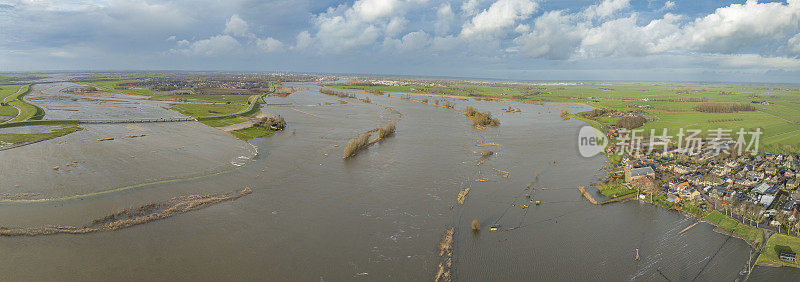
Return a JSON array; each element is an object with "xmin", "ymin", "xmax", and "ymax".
[{"xmin": 635, "ymin": 248, "xmax": 639, "ymax": 261}]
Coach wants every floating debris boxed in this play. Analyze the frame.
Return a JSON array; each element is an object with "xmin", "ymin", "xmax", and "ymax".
[
  {"xmin": 96, "ymin": 137, "xmax": 114, "ymax": 141},
  {"xmin": 476, "ymin": 142, "xmax": 499, "ymax": 147},
  {"xmin": 435, "ymin": 227, "xmax": 455, "ymax": 281},
  {"xmin": 123, "ymin": 134, "xmax": 147, "ymax": 139},
  {"xmin": 457, "ymin": 188, "xmax": 470, "ymax": 205},
  {"xmin": 493, "ymin": 168, "xmax": 509, "ymax": 178}
]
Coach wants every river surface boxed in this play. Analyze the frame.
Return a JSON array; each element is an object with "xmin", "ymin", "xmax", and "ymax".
[{"xmin": 0, "ymin": 80, "xmax": 794, "ymax": 280}]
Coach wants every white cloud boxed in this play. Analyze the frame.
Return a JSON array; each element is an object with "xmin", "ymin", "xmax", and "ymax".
[
  {"xmin": 789, "ymin": 33, "xmax": 800, "ymax": 55},
  {"xmin": 397, "ymin": 30, "xmax": 430, "ymax": 52},
  {"xmin": 385, "ymin": 17, "xmax": 407, "ymax": 37},
  {"xmin": 50, "ymin": 50, "xmax": 77, "ymax": 58},
  {"xmin": 431, "ymin": 35, "xmax": 462, "ymax": 52},
  {"xmin": 662, "ymin": 1, "xmax": 676, "ymax": 11},
  {"xmin": 582, "ymin": 13, "xmax": 682, "ymax": 57},
  {"xmin": 460, "ymin": 0, "xmax": 538, "ymax": 39},
  {"xmin": 435, "ymin": 3, "xmax": 455, "ymax": 35},
  {"xmin": 514, "ymin": 24, "xmax": 530, "ymax": 33},
  {"xmin": 713, "ymin": 53, "xmax": 800, "ymax": 69},
  {"xmin": 313, "ymin": 14, "xmax": 382, "ymax": 53},
  {"xmin": 304, "ymin": 0, "xmax": 421, "ymax": 53},
  {"xmin": 352, "ymin": 0, "xmax": 402, "ymax": 22},
  {"xmin": 513, "ymin": 0, "xmax": 800, "ymax": 61},
  {"xmin": 514, "ymin": 11, "xmax": 585, "ymax": 59},
  {"xmin": 224, "ymin": 14, "xmax": 249, "ymax": 37},
  {"xmin": 295, "ymin": 30, "xmax": 313, "ymax": 50},
  {"xmin": 584, "ymin": 0, "xmax": 630, "ymax": 20},
  {"xmin": 173, "ymin": 34, "xmax": 240, "ymax": 56},
  {"xmin": 680, "ymin": 0, "xmax": 800, "ymax": 53},
  {"xmin": 257, "ymin": 37, "xmax": 283, "ymax": 53},
  {"xmin": 461, "ymin": 0, "xmax": 481, "ymax": 16},
  {"xmin": 166, "ymin": 35, "xmax": 176, "ymax": 41}
]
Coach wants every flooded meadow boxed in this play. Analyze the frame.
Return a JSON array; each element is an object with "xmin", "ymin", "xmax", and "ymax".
[{"xmin": 0, "ymin": 81, "xmax": 789, "ymax": 280}]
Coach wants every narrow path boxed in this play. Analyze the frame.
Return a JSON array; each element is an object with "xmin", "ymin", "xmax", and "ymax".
[{"xmin": 742, "ymin": 229, "xmax": 773, "ymax": 281}]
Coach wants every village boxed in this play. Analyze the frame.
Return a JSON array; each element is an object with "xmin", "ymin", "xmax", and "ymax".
[{"xmin": 608, "ymin": 133, "xmax": 800, "ymax": 263}]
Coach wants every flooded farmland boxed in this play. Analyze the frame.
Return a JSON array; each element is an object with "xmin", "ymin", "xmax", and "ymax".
[{"xmin": 0, "ymin": 81, "xmax": 785, "ymax": 280}]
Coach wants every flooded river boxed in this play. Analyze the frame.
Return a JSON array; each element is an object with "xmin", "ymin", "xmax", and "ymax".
[{"xmin": 0, "ymin": 81, "xmax": 791, "ymax": 280}]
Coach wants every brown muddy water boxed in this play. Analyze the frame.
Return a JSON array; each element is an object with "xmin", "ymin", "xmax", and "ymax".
[{"xmin": 0, "ymin": 81, "xmax": 788, "ymax": 280}]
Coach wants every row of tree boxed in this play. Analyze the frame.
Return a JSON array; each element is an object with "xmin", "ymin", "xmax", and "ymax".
[{"xmin": 693, "ymin": 102, "xmax": 756, "ymax": 113}]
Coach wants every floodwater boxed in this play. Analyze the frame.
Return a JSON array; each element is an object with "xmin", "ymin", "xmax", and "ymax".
[
  {"xmin": 26, "ymin": 81, "xmax": 183, "ymax": 120},
  {"xmin": 0, "ymin": 80, "xmax": 786, "ymax": 280}
]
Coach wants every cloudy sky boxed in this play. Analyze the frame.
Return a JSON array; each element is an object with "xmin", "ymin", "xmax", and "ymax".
[{"xmin": 2, "ymin": 0, "xmax": 800, "ymax": 82}]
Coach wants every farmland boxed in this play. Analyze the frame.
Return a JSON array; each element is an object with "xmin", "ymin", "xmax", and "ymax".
[{"xmin": 333, "ymin": 81, "xmax": 800, "ymax": 153}]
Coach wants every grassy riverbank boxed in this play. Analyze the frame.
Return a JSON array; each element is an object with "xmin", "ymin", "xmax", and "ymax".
[
  {"xmin": 757, "ymin": 234, "xmax": 800, "ymax": 268},
  {"xmin": 230, "ymin": 126, "xmax": 274, "ymax": 140},
  {"xmin": 4, "ymin": 84, "xmax": 45, "ymax": 123},
  {"xmin": 0, "ymin": 122, "xmax": 82, "ymax": 146},
  {"xmin": 596, "ymin": 179, "xmax": 635, "ymax": 198},
  {"xmin": 85, "ymin": 79, "xmax": 262, "ymax": 104},
  {"xmin": 170, "ymin": 103, "xmax": 248, "ymax": 117},
  {"xmin": 635, "ymin": 193, "xmax": 764, "ymax": 248},
  {"xmin": 198, "ymin": 116, "xmax": 249, "ymax": 127},
  {"xmin": 703, "ymin": 210, "xmax": 764, "ymax": 247}
]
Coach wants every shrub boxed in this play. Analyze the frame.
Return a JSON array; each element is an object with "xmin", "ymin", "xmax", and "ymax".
[
  {"xmin": 471, "ymin": 219, "xmax": 480, "ymax": 231},
  {"xmin": 464, "ymin": 106, "xmax": 478, "ymax": 117},
  {"xmin": 343, "ymin": 133, "xmax": 372, "ymax": 158},
  {"xmin": 255, "ymin": 115, "xmax": 286, "ymax": 130},
  {"xmin": 377, "ymin": 123, "xmax": 396, "ymax": 140},
  {"xmin": 584, "ymin": 108, "xmax": 606, "ymax": 118},
  {"xmin": 470, "ymin": 111, "xmax": 500, "ymax": 127}
]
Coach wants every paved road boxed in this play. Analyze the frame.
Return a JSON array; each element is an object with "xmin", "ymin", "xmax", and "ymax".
[
  {"xmin": 2, "ymin": 85, "xmax": 25, "ymax": 123},
  {"xmin": 2, "ymin": 82, "xmax": 275, "ymax": 125}
]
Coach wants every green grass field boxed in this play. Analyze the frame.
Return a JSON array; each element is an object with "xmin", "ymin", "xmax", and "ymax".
[
  {"xmin": 757, "ymin": 234, "xmax": 800, "ymax": 267},
  {"xmin": 2, "ymin": 84, "xmax": 45, "ymax": 123},
  {"xmin": 336, "ymin": 82, "xmax": 800, "ymax": 153},
  {"xmin": 198, "ymin": 116, "xmax": 248, "ymax": 127},
  {"xmin": 0, "ymin": 122, "xmax": 82, "ymax": 145},
  {"xmin": 704, "ymin": 210, "xmax": 763, "ymax": 246},
  {"xmin": 230, "ymin": 126, "xmax": 274, "ymax": 140},
  {"xmin": 0, "ymin": 85, "xmax": 23, "ymax": 118},
  {"xmin": 596, "ymin": 179, "xmax": 635, "ymax": 198},
  {"xmin": 85, "ymin": 79, "xmax": 258, "ymax": 104},
  {"xmin": 170, "ymin": 103, "xmax": 247, "ymax": 117},
  {"xmin": 86, "ymin": 80, "xmax": 157, "ymax": 96}
]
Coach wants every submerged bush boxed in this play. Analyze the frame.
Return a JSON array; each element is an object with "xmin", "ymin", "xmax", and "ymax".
[
  {"xmin": 343, "ymin": 133, "xmax": 372, "ymax": 158},
  {"xmin": 471, "ymin": 219, "xmax": 480, "ymax": 231},
  {"xmin": 255, "ymin": 115, "xmax": 286, "ymax": 130},
  {"xmin": 472, "ymin": 111, "xmax": 500, "ymax": 127},
  {"xmin": 377, "ymin": 123, "xmax": 396, "ymax": 140}
]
